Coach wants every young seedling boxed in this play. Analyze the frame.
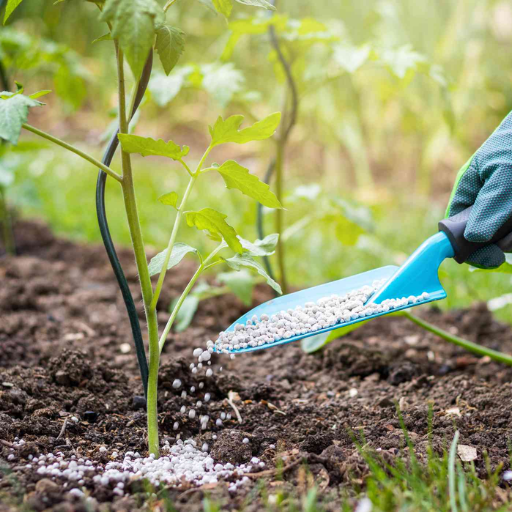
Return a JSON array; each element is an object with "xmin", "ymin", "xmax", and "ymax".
[{"xmin": 1, "ymin": 0, "xmax": 282, "ymax": 458}]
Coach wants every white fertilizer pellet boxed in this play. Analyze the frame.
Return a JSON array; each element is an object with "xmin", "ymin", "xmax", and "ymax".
[
  {"xmin": 214, "ymin": 281, "xmax": 430, "ymax": 353},
  {"xmin": 30, "ymin": 440, "xmax": 253, "ymax": 493}
]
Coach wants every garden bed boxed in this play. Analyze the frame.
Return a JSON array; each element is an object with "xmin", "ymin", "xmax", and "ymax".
[{"xmin": 1, "ymin": 221, "xmax": 512, "ymax": 511}]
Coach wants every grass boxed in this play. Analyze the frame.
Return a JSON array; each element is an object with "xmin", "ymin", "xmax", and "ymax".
[{"xmin": 8, "ymin": 144, "xmax": 512, "ymax": 326}]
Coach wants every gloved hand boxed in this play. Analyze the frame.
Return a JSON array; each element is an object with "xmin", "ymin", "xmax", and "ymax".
[{"xmin": 446, "ymin": 112, "xmax": 512, "ymax": 268}]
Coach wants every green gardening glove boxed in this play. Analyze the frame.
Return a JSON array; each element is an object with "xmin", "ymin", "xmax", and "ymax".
[{"xmin": 446, "ymin": 112, "xmax": 512, "ymax": 269}]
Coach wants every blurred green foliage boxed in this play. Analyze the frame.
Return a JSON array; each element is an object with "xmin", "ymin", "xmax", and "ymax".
[{"xmin": 2, "ymin": 0, "xmax": 512, "ymax": 322}]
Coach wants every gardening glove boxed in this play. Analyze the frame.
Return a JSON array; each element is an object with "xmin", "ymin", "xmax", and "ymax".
[{"xmin": 446, "ymin": 112, "xmax": 512, "ymax": 269}]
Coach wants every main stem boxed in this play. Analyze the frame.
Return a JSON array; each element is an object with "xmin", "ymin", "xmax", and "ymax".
[
  {"xmin": 116, "ymin": 46, "xmax": 160, "ymax": 457},
  {"xmin": 403, "ymin": 311, "xmax": 512, "ymax": 366},
  {"xmin": 0, "ymin": 188, "xmax": 15, "ymax": 255}
]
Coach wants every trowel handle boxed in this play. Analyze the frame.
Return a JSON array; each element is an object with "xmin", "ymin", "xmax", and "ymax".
[{"xmin": 438, "ymin": 206, "xmax": 512, "ymax": 264}]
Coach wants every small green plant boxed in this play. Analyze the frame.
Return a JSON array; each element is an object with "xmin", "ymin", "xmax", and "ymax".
[{"xmin": 1, "ymin": 0, "xmax": 282, "ymax": 458}]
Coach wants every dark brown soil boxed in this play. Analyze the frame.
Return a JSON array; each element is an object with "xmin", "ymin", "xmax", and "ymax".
[{"xmin": 2, "ymin": 221, "xmax": 512, "ymax": 511}]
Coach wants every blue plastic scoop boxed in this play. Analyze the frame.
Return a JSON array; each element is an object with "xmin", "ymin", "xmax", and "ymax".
[{"xmin": 216, "ymin": 207, "xmax": 512, "ymax": 354}]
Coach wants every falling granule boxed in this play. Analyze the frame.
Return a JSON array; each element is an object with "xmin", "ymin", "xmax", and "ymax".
[
  {"xmin": 204, "ymin": 393, "xmax": 211, "ymax": 402},
  {"xmin": 192, "ymin": 368, "xmax": 198, "ymax": 374},
  {"xmin": 173, "ymin": 422, "xmax": 179, "ymax": 430},
  {"xmin": 243, "ymin": 438, "xmax": 249, "ymax": 444},
  {"xmin": 181, "ymin": 391, "xmax": 187, "ymax": 399},
  {"xmin": 230, "ymin": 354, "xmax": 235, "ymax": 359},
  {"xmin": 198, "ymin": 363, "xmax": 203, "ymax": 369},
  {"xmin": 226, "ymin": 413, "xmax": 231, "ymax": 420},
  {"xmin": 196, "ymin": 401, "xmax": 202, "ymax": 407},
  {"xmin": 190, "ymin": 386, "xmax": 195, "ymax": 393},
  {"xmin": 206, "ymin": 369, "xmax": 213, "ymax": 377},
  {"xmin": 190, "ymin": 363, "xmax": 195, "ymax": 370},
  {"xmin": 199, "ymin": 382, "xmax": 204, "ymax": 389},
  {"xmin": 180, "ymin": 406, "xmax": 186, "ymax": 414},
  {"xmin": 172, "ymin": 379, "xmax": 181, "ymax": 389},
  {"xmin": 193, "ymin": 348, "xmax": 202, "ymax": 358},
  {"xmin": 216, "ymin": 419, "xmax": 222, "ymax": 426},
  {"xmin": 189, "ymin": 410, "xmax": 196, "ymax": 419},
  {"xmin": 200, "ymin": 416, "xmax": 209, "ymax": 429},
  {"xmin": 221, "ymin": 412, "xmax": 226, "ymax": 420},
  {"xmin": 202, "ymin": 443, "xmax": 209, "ymax": 452}
]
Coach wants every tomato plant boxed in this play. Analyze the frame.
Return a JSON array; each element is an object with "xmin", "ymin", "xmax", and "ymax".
[{"xmin": 1, "ymin": 0, "xmax": 283, "ymax": 458}]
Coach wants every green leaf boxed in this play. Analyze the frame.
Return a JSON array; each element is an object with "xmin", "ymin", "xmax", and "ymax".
[
  {"xmin": 212, "ymin": 0, "xmax": 232, "ymax": 17},
  {"xmin": 158, "ymin": 191, "xmax": 178, "ymax": 208},
  {"xmin": 209, "ymin": 112, "xmax": 281, "ymax": 147},
  {"xmin": 92, "ymin": 33, "xmax": 113, "ymax": 44},
  {"xmin": 3, "ymin": 0, "xmax": 24, "ymax": 23},
  {"xmin": 239, "ymin": 233, "xmax": 278, "ymax": 256},
  {"xmin": 216, "ymin": 160, "xmax": 282, "ymax": 208},
  {"xmin": 201, "ymin": 63, "xmax": 244, "ymax": 107},
  {"xmin": 28, "ymin": 90, "xmax": 51, "ymax": 100},
  {"xmin": 470, "ymin": 254, "xmax": 512, "ymax": 274},
  {"xmin": 223, "ymin": 253, "xmax": 281, "ymax": 294},
  {"xmin": 148, "ymin": 68, "xmax": 189, "ymax": 106},
  {"xmin": 155, "ymin": 25, "xmax": 185, "ymax": 75},
  {"xmin": 173, "ymin": 294, "xmax": 200, "ymax": 332},
  {"xmin": 0, "ymin": 92, "xmax": 44, "ymax": 145},
  {"xmin": 186, "ymin": 208, "xmax": 243, "ymax": 253},
  {"xmin": 218, "ymin": 269, "xmax": 254, "ymax": 306},
  {"xmin": 333, "ymin": 43, "xmax": 370, "ymax": 73},
  {"xmin": 301, "ymin": 321, "xmax": 369, "ymax": 354},
  {"xmin": 148, "ymin": 242, "xmax": 198, "ymax": 276},
  {"xmin": 100, "ymin": 0, "xmax": 163, "ymax": 79},
  {"xmin": 235, "ymin": 0, "xmax": 275, "ymax": 9},
  {"xmin": 379, "ymin": 45, "xmax": 425, "ymax": 79},
  {"xmin": 118, "ymin": 134, "xmax": 189, "ymax": 160}
]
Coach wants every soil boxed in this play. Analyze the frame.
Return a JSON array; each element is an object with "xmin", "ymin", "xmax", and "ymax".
[{"xmin": 1, "ymin": 221, "xmax": 512, "ymax": 511}]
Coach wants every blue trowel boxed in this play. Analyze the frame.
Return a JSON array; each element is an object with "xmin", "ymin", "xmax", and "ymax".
[{"xmin": 217, "ymin": 206, "xmax": 512, "ymax": 354}]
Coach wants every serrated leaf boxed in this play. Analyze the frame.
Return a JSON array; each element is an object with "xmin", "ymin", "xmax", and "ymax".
[
  {"xmin": 218, "ymin": 270, "xmax": 254, "ymax": 306},
  {"xmin": 210, "ymin": 112, "xmax": 280, "ymax": 147},
  {"xmin": 201, "ymin": 63, "xmax": 244, "ymax": 107},
  {"xmin": 148, "ymin": 243, "xmax": 198, "ymax": 276},
  {"xmin": 155, "ymin": 25, "xmax": 184, "ymax": 75},
  {"xmin": 223, "ymin": 254, "xmax": 281, "ymax": 294},
  {"xmin": 239, "ymin": 233, "xmax": 278, "ymax": 256},
  {"xmin": 301, "ymin": 321, "xmax": 369, "ymax": 353},
  {"xmin": 3, "ymin": 0, "xmax": 24, "ymax": 23},
  {"xmin": 0, "ymin": 92, "xmax": 44, "ymax": 145},
  {"xmin": 379, "ymin": 45, "xmax": 425, "ymax": 79},
  {"xmin": 235, "ymin": 0, "xmax": 275, "ymax": 10},
  {"xmin": 186, "ymin": 208, "xmax": 242, "ymax": 253},
  {"xmin": 118, "ymin": 134, "xmax": 189, "ymax": 160},
  {"xmin": 158, "ymin": 191, "xmax": 178, "ymax": 208},
  {"xmin": 333, "ymin": 43, "xmax": 370, "ymax": 73},
  {"xmin": 216, "ymin": 160, "xmax": 282, "ymax": 208},
  {"xmin": 148, "ymin": 68, "xmax": 189, "ymax": 106},
  {"xmin": 212, "ymin": 0, "xmax": 232, "ymax": 17},
  {"xmin": 100, "ymin": 0, "xmax": 162, "ymax": 79}
]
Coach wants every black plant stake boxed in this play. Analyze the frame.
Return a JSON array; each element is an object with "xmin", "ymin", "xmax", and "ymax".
[{"xmin": 95, "ymin": 53, "xmax": 153, "ymax": 397}]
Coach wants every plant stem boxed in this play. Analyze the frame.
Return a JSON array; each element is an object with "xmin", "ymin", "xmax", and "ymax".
[
  {"xmin": 21, "ymin": 124, "xmax": 122, "ymax": 182},
  {"xmin": 0, "ymin": 188, "xmax": 15, "ymax": 255},
  {"xmin": 115, "ymin": 44, "xmax": 160, "ymax": 457},
  {"xmin": 150, "ymin": 175, "xmax": 196, "ymax": 311},
  {"xmin": 159, "ymin": 244, "xmax": 224, "ymax": 353},
  {"xmin": 403, "ymin": 311, "xmax": 512, "ymax": 366},
  {"xmin": 274, "ymin": 140, "xmax": 287, "ymax": 293}
]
